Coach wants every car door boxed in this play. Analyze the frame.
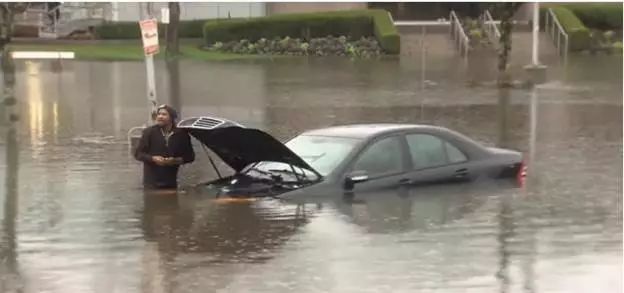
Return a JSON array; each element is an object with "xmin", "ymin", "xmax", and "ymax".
[
  {"xmin": 403, "ymin": 132, "xmax": 473, "ymax": 187},
  {"xmin": 344, "ymin": 134, "xmax": 410, "ymax": 196}
]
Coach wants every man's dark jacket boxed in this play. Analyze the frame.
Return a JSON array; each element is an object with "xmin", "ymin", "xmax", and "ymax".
[{"xmin": 134, "ymin": 125, "xmax": 195, "ymax": 189}]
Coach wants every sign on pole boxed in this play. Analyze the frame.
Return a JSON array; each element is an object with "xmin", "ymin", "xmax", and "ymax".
[
  {"xmin": 139, "ymin": 18, "xmax": 159, "ymax": 55},
  {"xmin": 161, "ymin": 7, "xmax": 170, "ymax": 24}
]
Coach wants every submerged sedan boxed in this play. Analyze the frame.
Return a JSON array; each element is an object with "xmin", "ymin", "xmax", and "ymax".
[{"xmin": 178, "ymin": 116, "xmax": 527, "ymax": 199}]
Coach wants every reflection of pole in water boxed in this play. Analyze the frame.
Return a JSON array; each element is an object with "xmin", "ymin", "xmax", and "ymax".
[
  {"xmin": 1, "ymin": 126, "xmax": 22, "ymax": 291},
  {"xmin": 522, "ymin": 224, "xmax": 537, "ymax": 293},
  {"xmin": 420, "ymin": 26, "xmax": 426, "ymax": 90},
  {"xmin": 528, "ymin": 88, "xmax": 538, "ymax": 188},
  {"xmin": 497, "ymin": 88, "xmax": 511, "ymax": 148},
  {"xmin": 496, "ymin": 195, "xmax": 515, "ymax": 293},
  {"xmin": 112, "ymin": 62, "xmax": 123, "ymax": 137}
]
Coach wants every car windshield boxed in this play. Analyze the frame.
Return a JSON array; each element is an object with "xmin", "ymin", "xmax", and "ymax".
[
  {"xmin": 241, "ymin": 135, "xmax": 361, "ymax": 180},
  {"xmin": 284, "ymin": 135, "xmax": 362, "ymax": 176}
]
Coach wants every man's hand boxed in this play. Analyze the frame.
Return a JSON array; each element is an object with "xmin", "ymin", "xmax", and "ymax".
[
  {"xmin": 162, "ymin": 157, "xmax": 183, "ymax": 166},
  {"xmin": 151, "ymin": 156, "xmax": 167, "ymax": 166}
]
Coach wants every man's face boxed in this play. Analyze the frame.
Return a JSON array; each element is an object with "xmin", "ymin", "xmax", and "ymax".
[{"xmin": 156, "ymin": 109, "xmax": 172, "ymax": 127}]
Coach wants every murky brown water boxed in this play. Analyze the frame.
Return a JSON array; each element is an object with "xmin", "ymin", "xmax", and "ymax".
[{"xmin": 0, "ymin": 50, "xmax": 621, "ymax": 292}]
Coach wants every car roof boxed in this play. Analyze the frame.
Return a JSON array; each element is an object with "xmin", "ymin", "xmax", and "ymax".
[{"xmin": 299, "ymin": 123, "xmax": 450, "ymax": 139}]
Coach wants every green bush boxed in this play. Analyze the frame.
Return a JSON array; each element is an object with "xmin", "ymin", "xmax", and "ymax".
[
  {"xmin": 95, "ymin": 22, "xmax": 143, "ymax": 39},
  {"xmin": 369, "ymin": 9, "xmax": 400, "ymax": 54},
  {"xmin": 551, "ymin": 6, "xmax": 591, "ymax": 51},
  {"xmin": 203, "ymin": 9, "xmax": 400, "ymax": 54},
  {"xmin": 95, "ymin": 19, "xmax": 212, "ymax": 39},
  {"xmin": 563, "ymin": 3, "xmax": 622, "ymax": 30}
]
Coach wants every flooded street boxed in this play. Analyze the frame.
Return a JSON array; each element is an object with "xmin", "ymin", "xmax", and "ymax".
[{"xmin": 0, "ymin": 51, "xmax": 621, "ymax": 292}]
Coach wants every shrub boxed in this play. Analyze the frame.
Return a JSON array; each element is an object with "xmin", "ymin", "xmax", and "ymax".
[
  {"xmin": 563, "ymin": 3, "xmax": 622, "ymax": 30},
  {"xmin": 551, "ymin": 6, "xmax": 591, "ymax": 51},
  {"xmin": 369, "ymin": 9, "xmax": 400, "ymax": 54},
  {"xmin": 95, "ymin": 19, "xmax": 213, "ymax": 39},
  {"xmin": 203, "ymin": 9, "xmax": 400, "ymax": 54}
]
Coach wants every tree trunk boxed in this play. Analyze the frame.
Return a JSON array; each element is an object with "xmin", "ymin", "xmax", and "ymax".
[
  {"xmin": 0, "ymin": 4, "xmax": 17, "ymax": 125},
  {"xmin": 496, "ymin": 3, "xmax": 522, "ymax": 87},
  {"xmin": 166, "ymin": 58, "xmax": 181, "ymax": 116},
  {"xmin": 166, "ymin": 2, "xmax": 180, "ymax": 57}
]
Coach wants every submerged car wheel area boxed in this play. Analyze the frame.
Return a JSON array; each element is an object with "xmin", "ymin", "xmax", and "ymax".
[{"xmin": 178, "ymin": 116, "xmax": 527, "ymax": 200}]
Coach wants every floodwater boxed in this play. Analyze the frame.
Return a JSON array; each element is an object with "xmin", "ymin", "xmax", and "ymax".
[{"xmin": 0, "ymin": 47, "xmax": 621, "ymax": 292}]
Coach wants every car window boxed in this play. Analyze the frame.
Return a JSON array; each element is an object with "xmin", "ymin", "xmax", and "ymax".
[
  {"xmin": 352, "ymin": 136, "xmax": 403, "ymax": 177},
  {"xmin": 445, "ymin": 141, "xmax": 467, "ymax": 163},
  {"xmin": 406, "ymin": 134, "xmax": 467, "ymax": 169}
]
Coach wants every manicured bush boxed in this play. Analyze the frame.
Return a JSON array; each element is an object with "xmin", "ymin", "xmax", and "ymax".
[
  {"xmin": 203, "ymin": 9, "xmax": 400, "ymax": 54},
  {"xmin": 369, "ymin": 9, "xmax": 400, "ymax": 54},
  {"xmin": 563, "ymin": 3, "xmax": 622, "ymax": 30},
  {"xmin": 551, "ymin": 6, "xmax": 591, "ymax": 51},
  {"xmin": 95, "ymin": 19, "xmax": 213, "ymax": 39},
  {"xmin": 95, "ymin": 22, "xmax": 143, "ymax": 39}
]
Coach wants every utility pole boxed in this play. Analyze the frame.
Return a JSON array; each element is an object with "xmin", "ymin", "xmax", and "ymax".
[
  {"xmin": 142, "ymin": 2, "xmax": 158, "ymax": 125},
  {"xmin": 524, "ymin": 2, "xmax": 547, "ymax": 84}
]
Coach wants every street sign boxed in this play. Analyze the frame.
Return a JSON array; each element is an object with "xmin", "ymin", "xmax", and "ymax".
[
  {"xmin": 139, "ymin": 18, "xmax": 159, "ymax": 55},
  {"xmin": 161, "ymin": 7, "xmax": 170, "ymax": 24}
]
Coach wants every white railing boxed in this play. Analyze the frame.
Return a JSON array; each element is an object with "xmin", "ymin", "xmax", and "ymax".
[
  {"xmin": 17, "ymin": 3, "xmax": 105, "ymax": 37},
  {"xmin": 544, "ymin": 8, "xmax": 569, "ymax": 60},
  {"xmin": 480, "ymin": 9, "xmax": 501, "ymax": 42},
  {"xmin": 449, "ymin": 10, "xmax": 470, "ymax": 57}
]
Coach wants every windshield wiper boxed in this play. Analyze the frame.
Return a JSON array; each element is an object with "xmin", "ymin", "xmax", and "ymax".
[{"xmin": 268, "ymin": 165, "xmax": 312, "ymax": 183}]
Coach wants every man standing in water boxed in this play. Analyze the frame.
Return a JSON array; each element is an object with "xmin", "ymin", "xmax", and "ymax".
[{"xmin": 134, "ymin": 104, "xmax": 195, "ymax": 190}]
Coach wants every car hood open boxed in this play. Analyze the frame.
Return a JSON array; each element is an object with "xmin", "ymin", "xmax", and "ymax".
[{"xmin": 178, "ymin": 116, "xmax": 320, "ymax": 176}]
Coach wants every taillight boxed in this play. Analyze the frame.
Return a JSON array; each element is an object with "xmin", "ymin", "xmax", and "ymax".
[{"xmin": 516, "ymin": 158, "xmax": 527, "ymax": 187}]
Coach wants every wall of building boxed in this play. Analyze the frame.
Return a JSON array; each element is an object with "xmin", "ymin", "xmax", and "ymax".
[
  {"xmin": 109, "ymin": 2, "xmax": 266, "ymax": 22},
  {"xmin": 266, "ymin": 2, "xmax": 367, "ymax": 15}
]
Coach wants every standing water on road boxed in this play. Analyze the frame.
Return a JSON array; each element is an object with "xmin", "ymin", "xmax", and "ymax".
[{"xmin": 0, "ymin": 51, "xmax": 621, "ymax": 292}]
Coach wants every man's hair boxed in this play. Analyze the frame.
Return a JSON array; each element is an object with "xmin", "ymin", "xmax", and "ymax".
[{"xmin": 155, "ymin": 104, "xmax": 179, "ymax": 125}]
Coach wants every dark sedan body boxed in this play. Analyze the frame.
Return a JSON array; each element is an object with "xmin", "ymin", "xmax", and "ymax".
[{"xmin": 178, "ymin": 117, "xmax": 526, "ymax": 200}]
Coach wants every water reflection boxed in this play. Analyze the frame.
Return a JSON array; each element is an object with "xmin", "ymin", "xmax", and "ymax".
[
  {"xmin": 138, "ymin": 193, "xmax": 311, "ymax": 291},
  {"xmin": 336, "ymin": 184, "xmax": 490, "ymax": 234},
  {"xmin": 0, "ymin": 53, "xmax": 620, "ymax": 292},
  {"xmin": 0, "ymin": 126, "xmax": 22, "ymax": 292}
]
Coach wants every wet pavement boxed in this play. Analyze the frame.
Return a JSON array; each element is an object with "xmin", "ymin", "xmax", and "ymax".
[{"xmin": 0, "ymin": 50, "xmax": 621, "ymax": 292}]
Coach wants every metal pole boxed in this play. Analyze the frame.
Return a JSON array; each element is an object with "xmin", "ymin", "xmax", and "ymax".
[
  {"xmin": 532, "ymin": 2, "xmax": 540, "ymax": 65},
  {"xmin": 140, "ymin": 3, "xmax": 158, "ymax": 125}
]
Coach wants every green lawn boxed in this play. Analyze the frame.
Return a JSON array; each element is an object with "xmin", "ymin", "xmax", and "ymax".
[{"xmin": 8, "ymin": 42, "xmax": 266, "ymax": 61}]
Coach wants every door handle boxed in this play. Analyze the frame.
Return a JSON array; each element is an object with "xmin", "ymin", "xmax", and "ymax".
[
  {"xmin": 454, "ymin": 168, "xmax": 469, "ymax": 178},
  {"xmin": 398, "ymin": 178, "xmax": 411, "ymax": 185}
]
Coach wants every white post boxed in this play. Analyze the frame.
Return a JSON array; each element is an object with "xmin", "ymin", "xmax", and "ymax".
[
  {"xmin": 532, "ymin": 2, "xmax": 540, "ymax": 65},
  {"xmin": 141, "ymin": 3, "xmax": 157, "ymax": 125},
  {"xmin": 112, "ymin": 2, "xmax": 119, "ymax": 22}
]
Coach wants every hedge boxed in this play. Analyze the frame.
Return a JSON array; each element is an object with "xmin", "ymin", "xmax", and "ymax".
[
  {"xmin": 563, "ymin": 3, "xmax": 622, "ymax": 30},
  {"xmin": 203, "ymin": 9, "xmax": 400, "ymax": 54},
  {"xmin": 95, "ymin": 19, "xmax": 212, "ymax": 39},
  {"xmin": 549, "ymin": 6, "xmax": 591, "ymax": 51}
]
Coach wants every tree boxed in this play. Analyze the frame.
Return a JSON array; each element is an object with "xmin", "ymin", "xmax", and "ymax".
[
  {"xmin": 165, "ymin": 2, "xmax": 180, "ymax": 57},
  {"xmin": 0, "ymin": 3, "xmax": 29, "ymax": 125},
  {"xmin": 491, "ymin": 3, "xmax": 523, "ymax": 87}
]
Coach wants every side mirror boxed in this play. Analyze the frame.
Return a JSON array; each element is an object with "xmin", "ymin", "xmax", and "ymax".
[{"xmin": 344, "ymin": 170, "xmax": 369, "ymax": 190}]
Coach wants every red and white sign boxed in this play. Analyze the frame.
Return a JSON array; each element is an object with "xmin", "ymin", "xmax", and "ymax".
[{"xmin": 139, "ymin": 18, "xmax": 159, "ymax": 55}]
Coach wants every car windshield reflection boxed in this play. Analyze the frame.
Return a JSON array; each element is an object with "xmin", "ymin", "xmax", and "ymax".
[
  {"xmin": 240, "ymin": 135, "xmax": 362, "ymax": 181},
  {"xmin": 285, "ymin": 135, "xmax": 362, "ymax": 176}
]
